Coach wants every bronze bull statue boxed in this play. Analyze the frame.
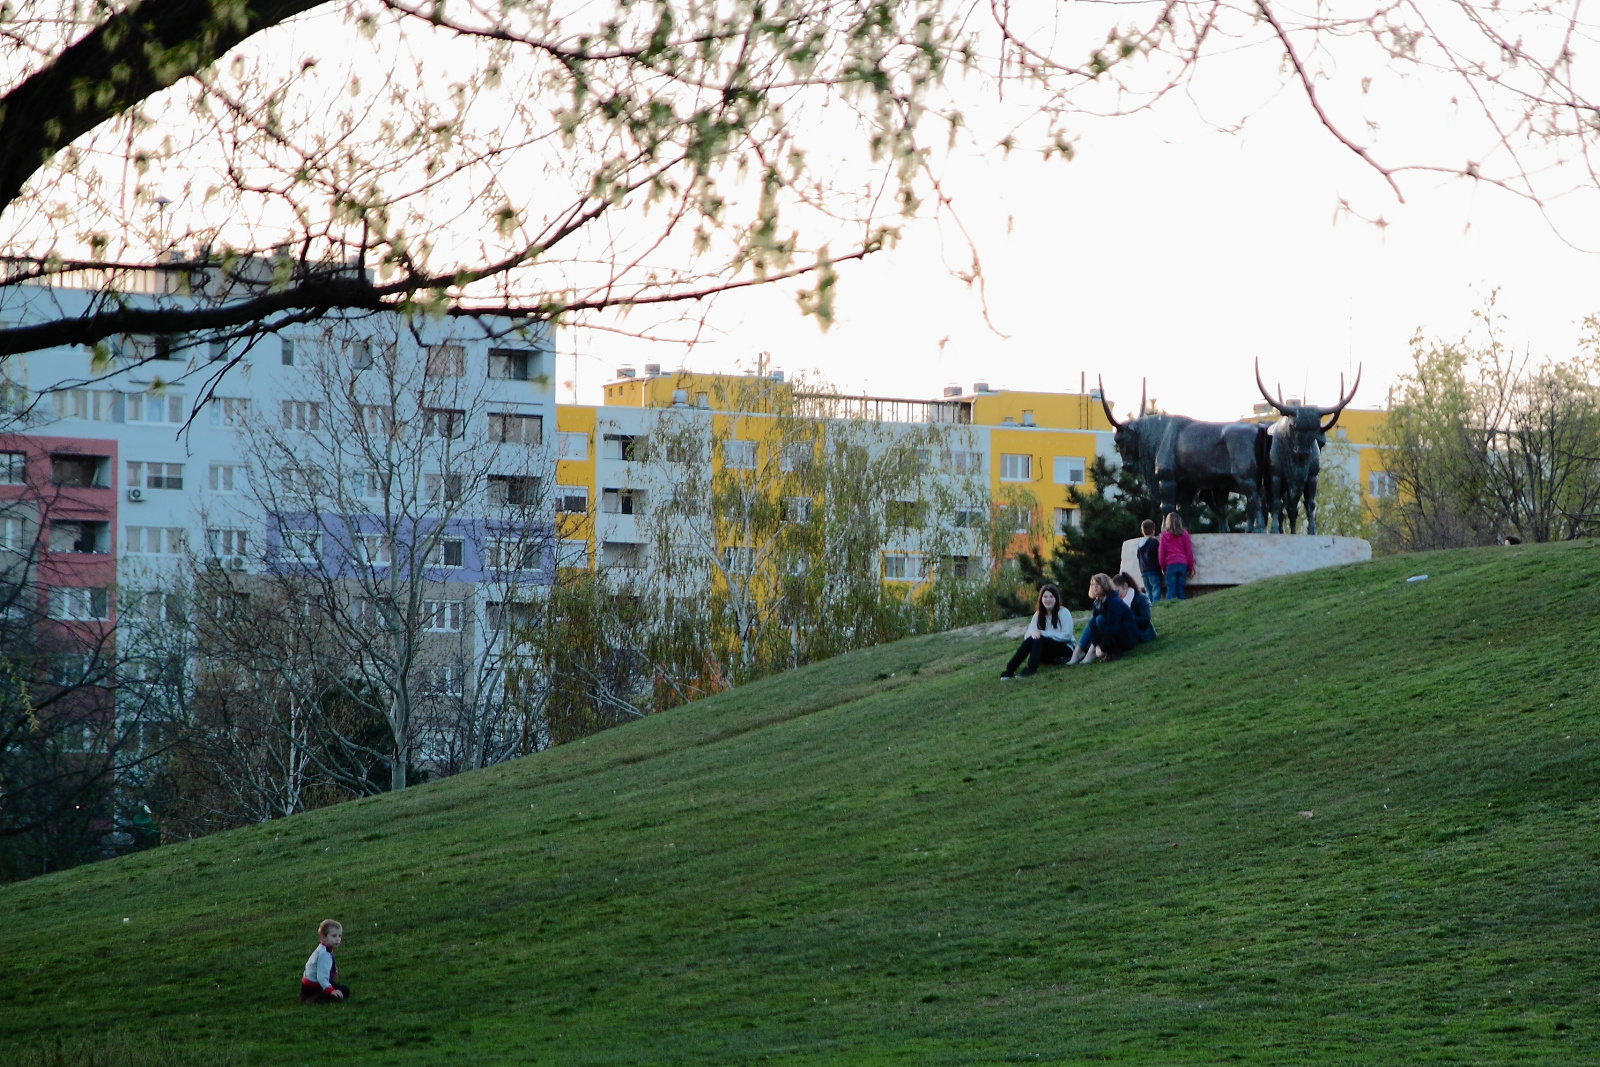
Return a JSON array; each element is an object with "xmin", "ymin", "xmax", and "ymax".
[
  {"xmin": 1254, "ymin": 360, "xmax": 1361, "ymax": 535},
  {"xmin": 1099, "ymin": 377, "xmax": 1271, "ymax": 533}
]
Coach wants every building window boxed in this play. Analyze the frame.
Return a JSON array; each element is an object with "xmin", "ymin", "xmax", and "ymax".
[
  {"xmin": 51, "ymin": 454, "xmax": 109, "ymax": 488},
  {"xmin": 778, "ymin": 443, "xmax": 812, "ymax": 472},
  {"xmin": 953, "ymin": 506, "xmax": 986, "ymax": 529},
  {"xmin": 283, "ymin": 529, "xmax": 321, "ymax": 564},
  {"xmin": 352, "ymin": 470, "xmax": 384, "ymax": 500},
  {"xmin": 1368, "ymin": 471, "xmax": 1397, "ymax": 499},
  {"xmin": 1000, "ymin": 505, "xmax": 1034, "ymax": 534},
  {"xmin": 882, "ymin": 552, "xmax": 926, "ymax": 582},
  {"xmin": 208, "ymin": 397, "xmax": 250, "ymax": 427},
  {"xmin": 358, "ymin": 404, "xmax": 394, "ymax": 436},
  {"xmin": 281, "ymin": 400, "xmax": 322, "ymax": 432},
  {"xmin": 488, "ymin": 348, "xmax": 538, "ymax": 380},
  {"xmin": 127, "ymin": 392, "xmax": 186, "ymax": 425},
  {"xmin": 489, "ymin": 413, "xmax": 542, "ymax": 445},
  {"xmin": 600, "ymin": 488, "xmax": 646, "ymax": 515},
  {"xmin": 603, "ymin": 541, "xmax": 646, "ymax": 570},
  {"xmin": 47, "ymin": 587, "xmax": 109, "ymax": 621},
  {"xmin": 135, "ymin": 591, "xmax": 183, "ymax": 622},
  {"xmin": 206, "ymin": 528, "xmax": 249, "ymax": 559},
  {"xmin": 348, "ymin": 339, "xmax": 375, "ymax": 370},
  {"xmin": 424, "ymin": 473, "xmax": 463, "ymax": 502},
  {"xmin": 127, "ymin": 461, "xmax": 184, "ymax": 490},
  {"xmin": 428, "ymin": 537, "xmax": 465, "ymax": 567},
  {"xmin": 557, "ymin": 432, "xmax": 588, "ymax": 460},
  {"xmin": 488, "ymin": 474, "xmax": 541, "ymax": 506},
  {"xmin": 355, "ymin": 534, "xmax": 393, "ymax": 567},
  {"xmin": 420, "ymin": 664, "xmax": 465, "ymax": 696},
  {"xmin": 1054, "ymin": 507, "xmax": 1081, "ymax": 533},
  {"xmin": 556, "ymin": 539, "xmax": 589, "ymax": 569},
  {"xmin": 602, "ymin": 433, "xmax": 647, "ymax": 461},
  {"xmin": 941, "ymin": 450, "xmax": 984, "ymax": 474},
  {"xmin": 886, "ymin": 500, "xmax": 925, "ymax": 528},
  {"xmin": 486, "ymin": 600, "xmax": 536, "ymax": 631},
  {"xmin": 555, "ymin": 485, "xmax": 589, "ymax": 514},
  {"xmin": 1052, "ymin": 456, "xmax": 1086, "ymax": 485},
  {"xmin": 0, "ymin": 515, "xmax": 26, "ymax": 550},
  {"xmin": 0, "ymin": 452, "xmax": 24, "ymax": 484},
  {"xmin": 126, "ymin": 527, "xmax": 187, "ymax": 554},
  {"xmin": 280, "ymin": 338, "xmax": 295, "ymax": 366},
  {"xmin": 999, "ymin": 453, "xmax": 1031, "ymax": 482},
  {"xmin": 49, "ymin": 521, "xmax": 109, "ymax": 554},
  {"xmin": 422, "ymin": 599, "xmax": 463, "ymax": 632},
  {"xmin": 424, "ymin": 344, "xmax": 466, "ymax": 379},
  {"xmin": 722, "ymin": 439, "xmax": 756, "ymax": 470},
  {"xmin": 720, "ymin": 545, "xmax": 754, "ymax": 575},
  {"xmin": 208, "ymin": 464, "xmax": 242, "ymax": 492},
  {"xmin": 944, "ymin": 555, "xmax": 972, "ymax": 580},
  {"xmin": 783, "ymin": 496, "xmax": 812, "ymax": 523},
  {"xmin": 487, "ymin": 539, "xmax": 539, "ymax": 571},
  {"xmin": 423, "ymin": 408, "xmax": 466, "ymax": 439}
]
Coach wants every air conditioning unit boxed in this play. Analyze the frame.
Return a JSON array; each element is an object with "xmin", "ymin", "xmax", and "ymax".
[
  {"xmin": 227, "ymin": 557, "xmax": 246, "ymax": 571},
  {"xmin": 126, "ymin": 487, "xmax": 145, "ymax": 502}
]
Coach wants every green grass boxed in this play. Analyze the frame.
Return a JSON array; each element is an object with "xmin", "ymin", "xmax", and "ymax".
[{"xmin": 2, "ymin": 542, "xmax": 1597, "ymax": 1065}]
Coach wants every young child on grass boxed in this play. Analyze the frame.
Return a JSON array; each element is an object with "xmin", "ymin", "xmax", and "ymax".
[{"xmin": 300, "ymin": 919, "xmax": 351, "ymax": 1003}]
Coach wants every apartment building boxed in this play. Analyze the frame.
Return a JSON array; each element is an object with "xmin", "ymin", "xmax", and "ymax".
[
  {"xmin": 1, "ymin": 263, "xmax": 558, "ymax": 695},
  {"xmin": 557, "ymin": 366, "xmax": 1120, "ymax": 582}
]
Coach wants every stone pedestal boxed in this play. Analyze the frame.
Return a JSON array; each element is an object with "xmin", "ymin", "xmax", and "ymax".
[{"xmin": 1120, "ymin": 534, "xmax": 1372, "ymax": 596}]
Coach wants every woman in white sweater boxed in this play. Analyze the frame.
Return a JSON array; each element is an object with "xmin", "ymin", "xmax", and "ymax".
[{"xmin": 1000, "ymin": 584, "xmax": 1075, "ymax": 679}]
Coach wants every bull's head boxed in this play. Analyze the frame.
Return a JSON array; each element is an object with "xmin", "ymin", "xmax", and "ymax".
[
  {"xmin": 1255, "ymin": 359, "xmax": 1361, "ymax": 460},
  {"xmin": 1098, "ymin": 375, "xmax": 1147, "ymax": 458}
]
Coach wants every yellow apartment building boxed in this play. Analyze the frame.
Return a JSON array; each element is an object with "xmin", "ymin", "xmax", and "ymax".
[{"xmin": 557, "ymin": 368, "xmax": 1119, "ymax": 573}]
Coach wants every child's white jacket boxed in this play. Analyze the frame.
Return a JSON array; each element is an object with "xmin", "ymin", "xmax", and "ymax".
[{"xmin": 303, "ymin": 944, "xmax": 336, "ymax": 991}]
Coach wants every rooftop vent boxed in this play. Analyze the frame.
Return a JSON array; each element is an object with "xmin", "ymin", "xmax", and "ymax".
[
  {"xmin": 617, "ymin": 366, "xmax": 636, "ymax": 379},
  {"xmin": 769, "ymin": 370, "xmax": 784, "ymax": 383},
  {"xmin": 943, "ymin": 385, "xmax": 962, "ymax": 398},
  {"xmin": 1021, "ymin": 410, "xmax": 1036, "ymax": 426},
  {"xmin": 672, "ymin": 389, "xmax": 689, "ymax": 405},
  {"xmin": 973, "ymin": 381, "xmax": 992, "ymax": 394},
  {"xmin": 644, "ymin": 363, "xmax": 661, "ymax": 377}
]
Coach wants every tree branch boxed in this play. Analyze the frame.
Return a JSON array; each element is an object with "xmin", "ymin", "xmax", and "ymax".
[{"xmin": 0, "ymin": 0, "xmax": 325, "ymax": 212}]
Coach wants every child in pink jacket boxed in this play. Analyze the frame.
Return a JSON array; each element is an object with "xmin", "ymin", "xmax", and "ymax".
[{"xmin": 1157, "ymin": 512, "xmax": 1195, "ymax": 601}]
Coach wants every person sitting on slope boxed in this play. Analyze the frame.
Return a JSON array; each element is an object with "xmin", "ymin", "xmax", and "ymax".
[
  {"xmin": 301, "ymin": 919, "xmax": 351, "ymax": 1003},
  {"xmin": 1000, "ymin": 583, "xmax": 1075, "ymax": 679},
  {"xmin": 1067, "ymin": 573, "xmax": 1139, "ymax": 664},
  {"xmin": 1114, "ymin": 572, "xmax": 1158, "ymax": 644}
]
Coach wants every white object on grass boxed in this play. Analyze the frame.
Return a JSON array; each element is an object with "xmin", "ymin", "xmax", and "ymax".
[{"xmin": 1406, "ymin": 574, "xmax": 1429, "ymax": 582}]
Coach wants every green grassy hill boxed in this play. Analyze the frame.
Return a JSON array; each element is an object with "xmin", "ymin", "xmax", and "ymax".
[{"xmin": 2, "ymin": 543, "xmax": 1598, "ymax": 1065}]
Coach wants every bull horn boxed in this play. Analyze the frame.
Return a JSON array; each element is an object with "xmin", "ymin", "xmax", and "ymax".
[
  {"xmin": 1254, "ymin": 358, "xmax": 1292, "ymax": 416},
  {"xmin": 1319, "ymin": 363, "xmax": 1362, "ymax": 432},
  {"xmin": 1097, "ymin": 374, "xmax": 1123, "ymax": 430},
  {"xmin": 1139, "ymin": 377, "xmax": 1148, "ymax": 418}
]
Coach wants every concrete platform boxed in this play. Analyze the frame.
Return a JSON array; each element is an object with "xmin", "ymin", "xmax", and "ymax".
[{"xmin": 1120, "ymin": 533, "xmax": 1372, "ymax": 596}]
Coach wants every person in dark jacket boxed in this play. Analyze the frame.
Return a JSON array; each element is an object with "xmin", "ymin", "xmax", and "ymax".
[
  {"xmin": 1067, "ymin": 573, "xmax": 1139, "ymax": 663},
  {"xmin": 1135, "ymin": 519, "xmax": 1162, "ymax": 602},
  {"xmin": 1114, "ymin": 572, "xmax": 1157, "ymax": 643}
]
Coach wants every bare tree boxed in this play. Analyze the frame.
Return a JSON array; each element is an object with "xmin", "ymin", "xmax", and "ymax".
[
  {"xmin": 5, "ymin": 1, "xmax": 1600, "ymax": 374},
  {"xmin": 0, "ymin": 0, "xmax": 958, "ymax": 362},
  {"xmin": 202, "ymin": 316, "xmax": 554, "ymax": 790},
  {"xmin": 0, "ymin": 445, "xmax": 189, "ymax": 879}
]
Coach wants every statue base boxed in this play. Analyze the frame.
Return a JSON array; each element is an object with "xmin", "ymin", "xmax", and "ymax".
[{"xmin": 1120, "ymin": 534, "xmax": 1372, "ymax": 596}]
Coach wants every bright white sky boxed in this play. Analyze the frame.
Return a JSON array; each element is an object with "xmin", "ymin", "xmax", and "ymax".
[{"xmin": 575, "ymin": 51, "xmax": 1600, "ymax": 422}]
